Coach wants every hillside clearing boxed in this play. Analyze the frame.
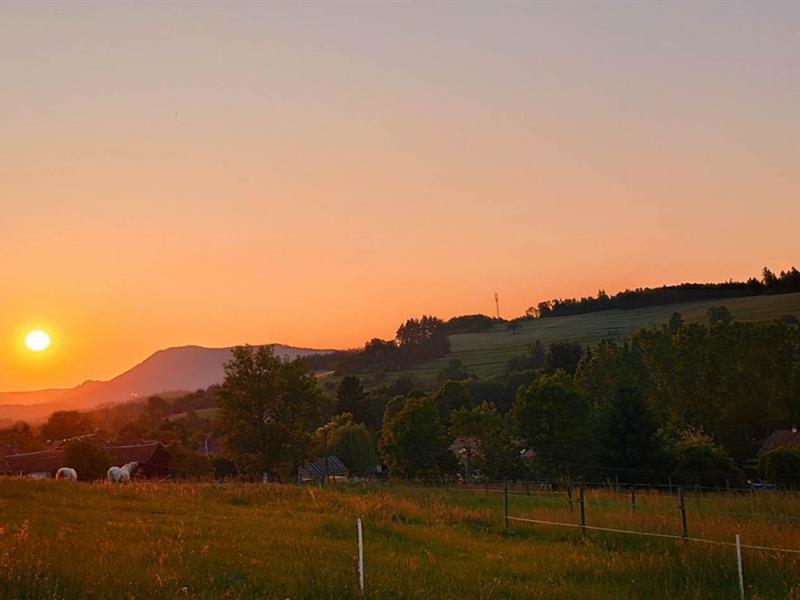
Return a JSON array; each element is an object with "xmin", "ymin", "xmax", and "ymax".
[{"xmin": 386, "ymin": 292, "xmax": 800, "ymax": 384}]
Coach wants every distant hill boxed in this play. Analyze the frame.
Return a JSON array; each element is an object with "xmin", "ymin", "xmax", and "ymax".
[
  {"xmin": 0, "ymin": 344, "xmax": 329, "ymax": 423},
  {"xmin": 372, "ymin": 292, "xmax": 800, "ymax": 385}
]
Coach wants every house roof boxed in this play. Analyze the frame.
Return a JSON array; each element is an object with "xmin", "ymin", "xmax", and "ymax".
[
  {"xmin": 759, "ymin": 429, "xmax": 800, "ymax": 455},
  {"xmin": 450, "ymin": 436, "xmax": 480, "ymax": 455},
  {"xmin": 106, "ymin": 442, "xmax": 170, "ymax": 467},
  {"xmin": 6, "ymin": 448, "xmax": 63, "ymax": 474},
  {"xmin": 5, "ymin": 439, "xmax": 171, "ymax": 475},
  {"xmin": 298, "ymin": 455, "xmax": 348, "ymax": 480}
]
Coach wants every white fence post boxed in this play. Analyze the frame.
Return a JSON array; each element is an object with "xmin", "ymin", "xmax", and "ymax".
[
  {"xmin": 357, "ymin": 518, "xmax": 365, "ymax": 596},
  {"xmin": 736, "ymin": 534, "xmax": 745, "ymax": 600}
]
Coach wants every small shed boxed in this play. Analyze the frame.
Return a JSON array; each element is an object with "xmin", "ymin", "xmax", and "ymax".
[{"xmin": 297, "ymin": 455, "xmax": 348, "ymax": 483}]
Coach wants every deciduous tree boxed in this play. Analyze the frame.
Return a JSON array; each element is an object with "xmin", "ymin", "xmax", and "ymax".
[
  {"xmin": 380, "ymin": 398, "xmax": 456, "ymax": 479},
  {"xmin": 216, "ymin": 346, "xmax": 326, "ymax": 480}
]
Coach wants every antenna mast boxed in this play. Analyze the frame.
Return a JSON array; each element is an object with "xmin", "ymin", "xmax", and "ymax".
[{"xmin": 494, "ymin": 292, "xmax": 500, "ymax": 319}]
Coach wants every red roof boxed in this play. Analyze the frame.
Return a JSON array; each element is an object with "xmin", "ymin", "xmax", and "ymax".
[
  {"xmin": 106, "ymin": 442, "xmax": 170, "ymax": 466},
  {"xmin": 759, "ymin": 429, "xmax": 800, "ymax": 455}
]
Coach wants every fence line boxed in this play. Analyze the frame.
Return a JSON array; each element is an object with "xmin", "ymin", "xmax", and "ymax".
[
  {"xmin": 507, "ymin": 515, "xmax": 800, "ymax": 555},
  {"xmin": 441, "ymin": 481, "xmax": 800, "ymax": 524}
]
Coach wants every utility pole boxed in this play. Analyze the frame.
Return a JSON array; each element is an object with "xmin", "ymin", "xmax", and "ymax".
[{"xmin": 494, "ymin": 293, "xmax": 500, "ymax": 319}]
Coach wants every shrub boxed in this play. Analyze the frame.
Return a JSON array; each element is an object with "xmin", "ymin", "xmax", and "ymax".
[
  {"xmin": 332, "ymin": 423, "xmax": 378, "ymax": 475},
  {"xmin": 670, "ymin": 432, "xmax": 743, "ymax": 487},
  {"xmin": 165, "ymin": 441, "xmax": 213, "ymax": 480},
  {"xmin": 62, "ymin": 439, "xmax": 112, "ymax": 481},
  {"xmin": 760, "ymin": 447, "xmax": 800, "ymax": 487}
]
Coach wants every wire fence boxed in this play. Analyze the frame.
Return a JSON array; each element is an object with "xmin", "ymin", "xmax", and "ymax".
[
  {"xmin": 488, "ymin": 480, "xmax": 800, "ymax": 555},
  {"xmin": 359, "ymin": 476, "xmax": 800, "ymax": 526}
]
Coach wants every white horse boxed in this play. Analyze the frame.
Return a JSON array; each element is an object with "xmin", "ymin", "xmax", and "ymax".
[
  {"xmin": 107, "ymin": 461, "xmax": 138, "ymax": 484},
  {"xmin": 55, "ymin": 467, "xmax": 78, "ymax": 481}
]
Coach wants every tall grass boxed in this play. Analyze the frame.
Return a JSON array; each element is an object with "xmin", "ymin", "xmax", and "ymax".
[{"xmin": 1, "ymin": 479, "xmax": 799, "ymax": 599}]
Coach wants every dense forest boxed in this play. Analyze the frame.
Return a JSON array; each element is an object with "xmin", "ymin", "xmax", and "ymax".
[{"xmin": 530, "ymin": 266, "xmax": 800, "ymax": 318}]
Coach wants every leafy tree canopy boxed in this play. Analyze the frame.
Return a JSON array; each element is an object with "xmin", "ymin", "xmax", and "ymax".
[
  {"xmin": 63, "ymin": 438, "xmax": 111, "ymax": 481},
  {"xmin": 380, "ymin": 398, "xmax": 456, "ymax": 479},
  {"xmin": 40, "ymin": 410, "xmax": 93, "ymax": 442},
  {"xmin": 216, "ymin": 346, "xmax": 326, "ymax": 481}
]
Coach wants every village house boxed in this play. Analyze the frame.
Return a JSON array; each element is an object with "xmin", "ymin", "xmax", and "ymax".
[{"xmin": 758, "ymin": 428, "xmax": 800, "ymax": 456}]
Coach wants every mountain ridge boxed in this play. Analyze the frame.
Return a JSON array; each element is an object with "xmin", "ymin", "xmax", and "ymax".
[{"xmin": 0, "ymin": 343, "xmax": 330, "ymax": 423}]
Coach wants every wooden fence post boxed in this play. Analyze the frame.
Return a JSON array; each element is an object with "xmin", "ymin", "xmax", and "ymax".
[
  {"xmin": 567, "ymin": 483, "xmax": 574, "ymax": 512},
  {"xmin": 630, "ymin": 486, "xmax": 636, "ymax": 512},
  {"xmin": 503, "ymin": 479, "xmax": 509, "ymax": 533},
  {"xmin": 678, "ymin": 487, "xmax": 688, "ymax": 540},
  {"xmin": 357, "ymin": 518, "xmax": 364, "ymax": 596},
  {"xmin": 579, "ymin": 482, "xmax": 586, "ymax": 535},
  {"xmin": 736, "ymin": 534, "xmax": 745, "ymax": 600}
]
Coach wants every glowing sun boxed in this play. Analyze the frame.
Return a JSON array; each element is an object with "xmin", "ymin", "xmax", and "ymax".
[{"xmin": 25, "ymin": 330, "xmax": 51, "ymax": 352}]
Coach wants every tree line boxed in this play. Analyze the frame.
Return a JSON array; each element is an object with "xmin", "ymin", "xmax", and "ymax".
[
  {"xmin": 305, "ymin": 315, "xmax": 452, "ymax": 376},
  {"xmin": 529, "ymin": 266, "xmax": 800, "ymax": 318}
]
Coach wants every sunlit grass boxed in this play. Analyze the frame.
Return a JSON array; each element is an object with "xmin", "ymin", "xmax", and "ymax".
[{"xmin": 1, "ymin": 480, "xmax": 799, "ymax": 599}]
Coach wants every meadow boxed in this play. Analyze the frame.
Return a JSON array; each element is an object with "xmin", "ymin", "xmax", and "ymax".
[
  {"xmin": 1, "ymin": 479, "xmax": 799, "ymax": 599},
  {"xmin": 395, "ymin": 292, "xmax": 800, "ymax": 384}
]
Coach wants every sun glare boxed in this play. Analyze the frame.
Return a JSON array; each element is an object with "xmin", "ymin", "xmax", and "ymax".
[{"xmin": 25, "ymin": 330, "xmax": 51, "ymax": 352}]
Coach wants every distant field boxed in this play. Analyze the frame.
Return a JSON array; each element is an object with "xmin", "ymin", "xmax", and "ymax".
[
  {"xmin": 1, "ymin": 480, "xmax": 799, "ymax": 599},
  {"xmin": 389, "ymin": 292, "xmax": 800, "ymax": 385}
]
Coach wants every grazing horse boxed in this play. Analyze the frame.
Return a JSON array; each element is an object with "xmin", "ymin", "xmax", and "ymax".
[
  {"xmin": 107, "ymin": 461, "xmax": 138, "ymax": 484},
  {"xmin": 55, "ymin": 467, "xmax": 78, "ymax": 481}
]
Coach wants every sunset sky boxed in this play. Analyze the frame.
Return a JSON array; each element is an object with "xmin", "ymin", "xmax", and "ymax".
[{"xmin": 2, "ymin": 2, "xmax": 799, "ymax": 391}]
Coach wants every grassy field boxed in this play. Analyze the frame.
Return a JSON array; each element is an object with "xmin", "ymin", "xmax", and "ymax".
[
  {"xmin": 2, "ymin": 480, "xmax": 800, "ymax": 599},
  {"xmin": 384, "ymin": 292, "xmax": 800, "ymax": 385}
]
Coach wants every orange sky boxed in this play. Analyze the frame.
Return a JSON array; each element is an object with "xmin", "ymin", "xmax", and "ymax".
[{"xmin": 2, "ymin": 2, "xmax": 799, "ymax": 391}]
